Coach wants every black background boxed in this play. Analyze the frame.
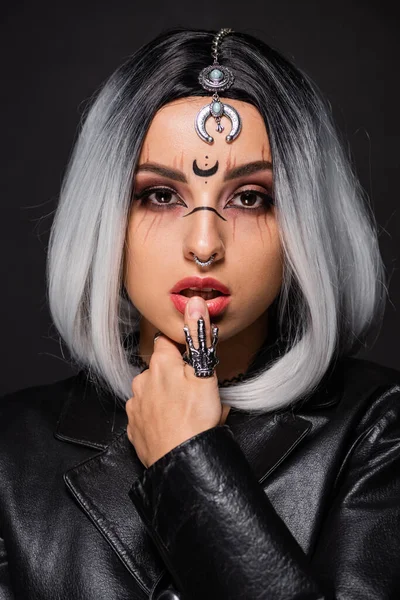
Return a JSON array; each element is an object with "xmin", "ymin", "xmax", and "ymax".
[{"xmin": 1, "ymin": 0, "xmax": 398, "ymax": 396}]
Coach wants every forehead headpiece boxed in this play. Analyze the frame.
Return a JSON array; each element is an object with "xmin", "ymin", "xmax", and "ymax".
[{"xmin": 195, "ymin": 28, "xmax": 242, "ymax": 144}]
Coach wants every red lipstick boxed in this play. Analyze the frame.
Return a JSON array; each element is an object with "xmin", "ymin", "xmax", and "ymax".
[
  {"xmin": 170, "ymin": 277, "xmax": 231, "ymax": 318},
  {"xmin": 170, "ymin": 277, "xmax": 230, "ymax": 295}
]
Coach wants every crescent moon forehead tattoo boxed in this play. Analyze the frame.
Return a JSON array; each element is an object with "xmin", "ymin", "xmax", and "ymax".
[
  {"xmin": 193, "ymin": 159, "xmax": 219, "ymax": 177},
  {"xmin": 182, "ymin": 206, "xmax": 227, "ymax": 222}
]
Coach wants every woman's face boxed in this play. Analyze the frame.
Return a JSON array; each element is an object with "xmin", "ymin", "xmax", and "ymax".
[{"xmin": 124, "ymin": 97, "xmax": 283, "ymax": 348}]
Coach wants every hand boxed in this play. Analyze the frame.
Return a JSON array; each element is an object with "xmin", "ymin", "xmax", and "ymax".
[{"xmin": 125, "ymin": 296, "xmax": 223, "ymax": 468}]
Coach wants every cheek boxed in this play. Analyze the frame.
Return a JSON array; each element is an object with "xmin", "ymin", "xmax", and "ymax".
[
  {"xmin": 232, "ymin": 211, "xmax": 282, "ymax": 265},
  {"xmin": 233, "ymin": 216, "xmax": 283, "ymax": 296},
  {"xmin": 123, "ymin": 212, "xmax": 178, "ymax": 287}
]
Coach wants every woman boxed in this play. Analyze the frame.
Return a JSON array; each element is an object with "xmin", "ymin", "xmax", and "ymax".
[{"xmin": 0, "ymin": 27, "xmax": 399, "ymax": 600}]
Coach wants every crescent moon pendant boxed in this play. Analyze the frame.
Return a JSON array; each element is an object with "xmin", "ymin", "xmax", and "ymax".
[{"xmin": 195, "ymin": 103, "xmax": 242, "ymax": 144}]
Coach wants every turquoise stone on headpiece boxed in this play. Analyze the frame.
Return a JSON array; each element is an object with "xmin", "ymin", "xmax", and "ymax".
[
  {"xmin": 198, "ymin": 63, "xmax": 235, "ymax": 91},
  {"xmin": 210, "ymin": 68, "xmax": 224, "ymax": 82},
  {"xmin": 211, "ymin": 101, "xmax": 223, "ymax": 116}
]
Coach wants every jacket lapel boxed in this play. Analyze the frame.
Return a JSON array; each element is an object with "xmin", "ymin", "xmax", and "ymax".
[
  {"xmin": 226, "ymin": 409, "xmax": 312, "ymax": 484},
  {"xmin": 63, "ymin": 431, "xmax": 166, "ymax": 596},
  {"xmin": 55, "ymin": 371, "xmax": 315, "ymax": 595},
  {"xmin": 55, "ymin": 373, "xmax": 166, "ymax": 594}
]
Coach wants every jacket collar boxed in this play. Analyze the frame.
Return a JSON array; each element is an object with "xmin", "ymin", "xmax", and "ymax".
[
  {"xmin": 55, "ymin": 369, "xmax": 317, "ymax": 479},
  {"xmin": 55, "ymin": 346, "xmax": 342, "ymax": 454},
  {"xmin": 55, "ymin": 363, "xmax": 342, "ymax": 596},
  {"xmin": 55, "ymin": 371, "xmax": 128, "ymax": 451}
]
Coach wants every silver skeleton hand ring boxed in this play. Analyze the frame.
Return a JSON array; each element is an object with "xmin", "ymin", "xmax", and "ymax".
[{"xmin": 182, "ymin": 317, "xmax": 219, "ymax": 377}]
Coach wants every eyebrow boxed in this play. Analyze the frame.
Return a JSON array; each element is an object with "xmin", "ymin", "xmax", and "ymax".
[
  {"xmin": 135, "ymin": 160, "xmax": 272, "ymax": 183},
  {"xmin": 136, "ymin": 163, "xmax": 187, "ymax": 183},
  {"xmin": 223, "ymin": 160, "xmax": 272, "ymax": 181}
]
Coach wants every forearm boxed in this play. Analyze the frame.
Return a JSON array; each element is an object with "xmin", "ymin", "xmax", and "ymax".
[{"xmin": 129, "ymin": 425, "xmax": 323, "ymax": 600}]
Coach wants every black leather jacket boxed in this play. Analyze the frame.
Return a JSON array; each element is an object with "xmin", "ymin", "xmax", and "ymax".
[{"xmin": 1, "ymin": 356, "xmax": 400, "ymax": 599}]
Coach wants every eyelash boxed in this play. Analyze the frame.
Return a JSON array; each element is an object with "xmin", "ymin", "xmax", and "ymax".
[{"xmin": 132, "ymin": 186, "xmax": 274, "ymax": 212}]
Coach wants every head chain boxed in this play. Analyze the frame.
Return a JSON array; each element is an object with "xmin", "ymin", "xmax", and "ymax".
[
  {"xmin": 195, "ymin": 28, "xmax": 242, "ymax": 144},
  {"xmin": 211, "ymin": 28, "xmax": 234, "ymax": 63}
]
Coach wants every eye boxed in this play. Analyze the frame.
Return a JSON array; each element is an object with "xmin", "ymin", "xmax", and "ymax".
[
  {"xmin": 133, "ymin": 186, "xmax": 187, "ymax": 209},
  {"xmin": 226, "ymin": 189, "xmax": 274, "ymax": 211}
]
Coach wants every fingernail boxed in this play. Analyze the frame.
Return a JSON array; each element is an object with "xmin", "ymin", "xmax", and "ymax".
[{"xmin": 188, "ymin": 296, "xmax": 206, "ymax": 319}]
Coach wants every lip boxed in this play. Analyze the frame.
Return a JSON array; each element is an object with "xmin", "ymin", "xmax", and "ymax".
[
  {"xmin": 170, "ymin": 277, "xmax": 231, "ymax": 295},
  {"xmin": 170, "ymin": 277, "xmax": 231, "ymax": 318},
  {"xmin": 170, "ymin": 293, "xmax": 231, "ymax": 318}
]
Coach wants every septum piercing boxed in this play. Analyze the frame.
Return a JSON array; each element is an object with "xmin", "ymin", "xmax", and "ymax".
[{"xmin": 193, "ymin": 253, "xmax": 216, "ymax": 267}]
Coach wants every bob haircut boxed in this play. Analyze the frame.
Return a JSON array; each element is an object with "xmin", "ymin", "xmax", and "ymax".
[{"xmin": 47, "ymin": 28, "xmax": 386, "ymax": 413}]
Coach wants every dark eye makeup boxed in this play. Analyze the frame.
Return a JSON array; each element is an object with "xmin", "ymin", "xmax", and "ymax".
[
  {"xmin": 132, "ymin": 185, "xmax": 274, "ymax": 212},
  {"xmin": 133, "ymin": 186, "xmax": 185, "ymax": 208}
]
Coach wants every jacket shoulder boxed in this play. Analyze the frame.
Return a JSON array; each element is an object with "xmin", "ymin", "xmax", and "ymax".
[
  {"xmin": 302, "ymin": 355, "xmax": 400, "ymax": 413},
  {"xmin": 342, "ymin": 356, "xmax": 400, "ymax": 418},
  {"xmin": 340, "ymin": 355, "xmax": 400, "ymax": 389},
  {"xmin": 308, "ymin": 355, "xmax": 400, "ymax": 432},
  {"xmin": 0, "ymin": 373, "xmax": 80, "ymax": 435}
]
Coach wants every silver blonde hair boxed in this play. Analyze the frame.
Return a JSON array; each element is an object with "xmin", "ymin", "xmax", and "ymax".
[{"xmin": 47, "ymin": 29, "xmax": 386, "ymax": 413}]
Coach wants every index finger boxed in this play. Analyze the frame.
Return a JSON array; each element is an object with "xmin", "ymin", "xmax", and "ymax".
[{"xmin": 183, "ymin": 296, "xmax": 212, "ymax": 349}]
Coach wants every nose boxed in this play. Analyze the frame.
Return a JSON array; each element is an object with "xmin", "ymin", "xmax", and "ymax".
[{"xmin": 182, "ymin": 207, "xmax": 225, "ymax": 267}]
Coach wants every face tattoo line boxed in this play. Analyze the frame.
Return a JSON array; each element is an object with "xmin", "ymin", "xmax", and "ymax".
[
  {"xmin": 193, "ymin": 159, "xmax": 219, "ymax": 177},
  {"xmin": 182, "ymin": 206, "xmax": 227, "ymax": 221}
]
